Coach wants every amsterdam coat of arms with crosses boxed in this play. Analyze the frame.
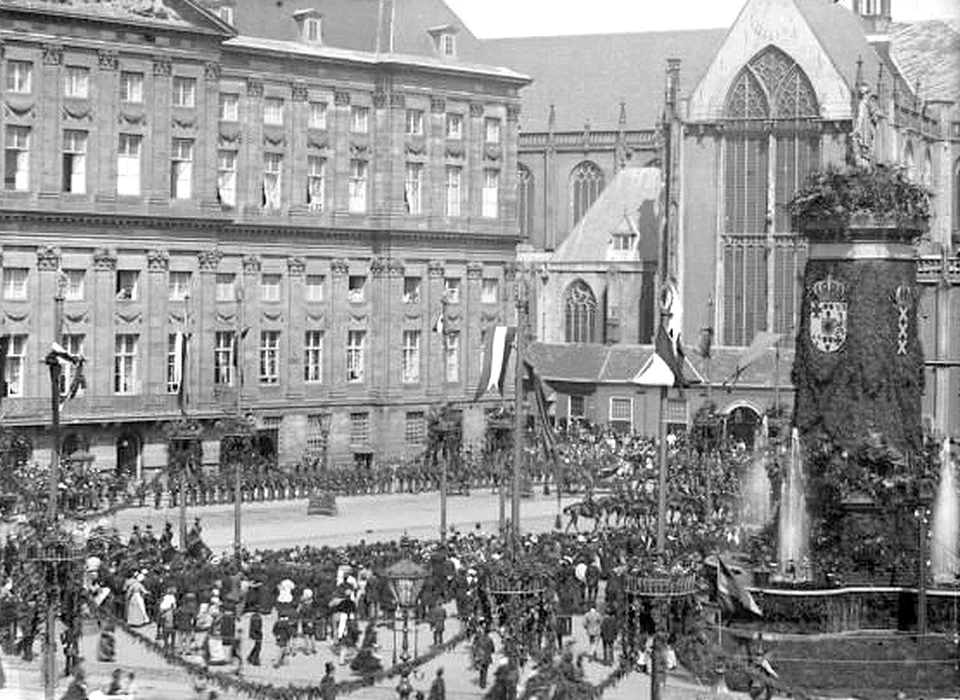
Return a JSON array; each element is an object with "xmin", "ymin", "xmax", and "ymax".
[{"xmin": 809, "ymin": 274, "xmax": 847, "ymax": 353}]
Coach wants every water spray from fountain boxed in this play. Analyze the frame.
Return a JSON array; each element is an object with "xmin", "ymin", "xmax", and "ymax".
[
  {"xmin": 742, "ymin": 415, "xmax": 772, "ymax": 530},
  {"xmin": 778, "ymin": 428, "xmax": 809, "ymax": 580},
  {"xmin": 931, "ymin": 437, "xmax": 958, "ymax": 585}
]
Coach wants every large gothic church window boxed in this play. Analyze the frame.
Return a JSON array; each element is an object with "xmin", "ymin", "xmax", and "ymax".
[
  {"xmin": 564, "ymin": 280, "xmax": 597, "ymax": 344},
  {"xmin": 517, "ymin": 165, "xmax": 534, "ymax": 240},
  {"xmin": 571, "ymin": 161, "xmax": 604, "ymax": 226},
  {"xmin": 722, "ymin": 46, "xmax": 820, "ymax": 346}
]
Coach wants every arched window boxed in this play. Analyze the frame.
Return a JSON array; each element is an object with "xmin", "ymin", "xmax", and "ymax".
[
  {"xmin": 563, "ymin": 280, "xmax": 597, "ymax": 344},
  {"xmin": 571, "ymin": 161, "xmax": 604, "ymax": 226},
  {"xmin": 722, "ymin": 46, "xmax": 819, "ymax": 346},
  {"xmin": 517, "ymin": 165, "xmax": 534, "ymax": 240},
  {"xmin": 904, "ymin": 141, "xmax": 916, "ymax": 181},
  {"xmin": 921, "ymin": 147, "xmax": 933, "ymax": 189}
]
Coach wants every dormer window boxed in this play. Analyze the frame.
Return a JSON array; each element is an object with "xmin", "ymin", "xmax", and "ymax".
[
  {"xmin": 218, "ymin": 5, "xmax": 235, "ymax": 25},
  {"xmin": 428, "ymin": 25, "xmax": 459, "ymax": 58},
  {"xmin": 294, "ymin": 9, "xmax": 323, "ymax": 44},
  {"xmin": 611, "ymin": 233, "xmax": 636, "ymax": 251}
]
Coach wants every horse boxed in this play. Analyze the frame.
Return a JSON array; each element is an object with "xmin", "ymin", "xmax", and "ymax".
[{"xmin": 562, "ymin": 499, "xmax": 602, "ymax": 532}]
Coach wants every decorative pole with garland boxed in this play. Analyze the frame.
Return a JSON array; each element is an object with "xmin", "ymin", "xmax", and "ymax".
[{"xmin": 789, "ymin": 72, "xmax": 933, "ymax": 586}]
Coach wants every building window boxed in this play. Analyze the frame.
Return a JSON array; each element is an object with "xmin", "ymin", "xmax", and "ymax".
[
  {"xmin": 2, "ymin": 268, "xmax": 28, "ymax": 301},
  {"xmin": 405, "ymin": 109, "xmax": 424, "ymax": 136},
  {"xmin": 116, "ymin": 269, "xmax": 139, "ymax": 301},
  {"xmin": 445, "ymin": 113, "xmax": 463, "ymax": 140},
  {"xmin": 4, "ymin": 126, "xmax": 30, "ymax": 191},
  {"xmin": 346, "ymin": 329, "xmax": 366, "ymax": 383},
  {"xmin": 564, "ymin": 280, "xmax": 596, "ymax": 343},
  {"xmin": 306, "ymin": 414, "xmax": 328, "ymax": 451},
  {"xmin": 259, "ymin": 331, "xmax": 280, "ymax": 384},
  {"xmin": 114, "ymin": 334, "xmax": 139, "ymax": 394},
  {"xmin": 117, "ymin": 134, "xmax": 142, "ymax": 196},
  {"xmin": 307, "ymin": 155, "xmax": 326, "ymax": 211},
  {"xmin": 169, "ymin": 271, "xmax": 192, "ymax": 301},
  {"xmin": 445, "ymin": 165, "xmax": 461, "ymax": 217},
  {"xmin": 348, "ymin": 159, "xmax": 367, "ymax": 213},
  {"xmin": 347, "ymin": 275, "xmax": 366, "ymax": 303},
  {"xmin": 305, "ymin": 17, "xmax": 322, "ymax": 42},
  {"xmin": 569, "ymin": 395, "xmax": 585, "ymax": 421},
  {"xmin": 166, "ymin": 334, "xmax": 180, "ymax": 394},
  {"xmin": 435, "ymin": 32, "xmax": 457, "ymax": 57},
  {"xmin": 215, "ymin": 273, "xmax": 236, "ymax": 302},
  {"xmin": 219, "ymin": 93, "xmax": 239, "ymax": 122},
  {"xmin": 120, "ymin": 71, "xmax": 143, "ymax": 103},
  {"xmin": 444, "ymin": 331, "xmax": 460, "ymax": 383},
  {"xmin": 404, "ymin": 162, "xmax": 423, "ymax": 214},
  {"xmin": 405, "ymin": 411, "xmax": 426, "ymax": 444},
  {"xmin": 218, "ymin": 5, "xmax": 235, "ymax": 25},
  {"xmin": 609, "ymin": 396, "xmax": 633, "ymax": 432},
  {"xmin": 402, "ymin": 277, "xmax": 421, "ymax": 304},
  {"xmin": 306, "ymin": 275, "xmax": 324, "ymax": 303},
  {"xmin": 481, "ymin": 278, "xmax": 498, "ymax": 304},
  {"xmin": 482, "ymin": 169, "xmax": 499, "ymax": 218},
  {"xmin": 612, "ymin": 232, "xmax": 635, "ymax": 251},
  {"xmin": 263, "ymin": 153, "xmax": 282, "ymax": 210},
  {"xmin": 217, "ymin": 150, "xmax": 237, "ymax": 207},
  {"xmin": 62, "ymin": 130, "xmax": 87, "ymax": 194},
  {"xmin": 64, "ymin": 269, "xmax": 85, "ymax": 301},
  {"xmin": 264, "ymin": 97, "xmax": 284, "ymax": 126},
  {"xmin": 261, "ymin": 273, "xmax": 281, "ymax": 302},
  {"xmin": 722, "ymin": 45, "xmax": 819, "ymax": 346},
  {"xmin": 3, "ymin": 334, "xmax": 26, "ymax": 397},
  {"xmin": 60, "ymin": 334, "xmax": 85, "ymax": 397},
  {"xmin": 485, "ymin": 117, "xmax": 501, "ymax": 144},
  {"xmin": 6, "ymin": 60, "xmax": 32, "ymax": 94},
  {"xmin": 350, "ymin": 411, "xmax": 369, "ymax": 443},
  {"xmin": 308, "ymin": 101, "xmax": 327, "ymax": 129},
  {"xmin": 402, "ymin": 330, "xmax": 421, "ymax": 383},
  {"xmin": 444, "ymin": 277, "xmax": 461, "ymax": 303},
  {"xmin": 304, "ymin": 330, "xmax": 324, "ymax": 383},
  {"xmin": 666, "ymin": 398, "xmax": 688, "ymax": 433},
  {"xmin": 63, "ymin": 66, "xmax": 89, "ymax": 99},
  {"xmin": 214, "ymin": 330, "xmax": 235, "ymax": 385},
  {"xmin": 170, "ymin": 138, "xmax": 194, "ymax": 200},
  {"xmin": 518, "ymin": 165, "xmax": 534, "ymax": 239},
  {"xmin": 350, "ymin": 105, "xmax": 369, "ymax": 134},
  {"xmin": 571, "ymin": 161, "xmax": 604, "ymax": 225},
  {"xmin": 171, "ymin": 77, "xmax": 196, "ymax": 108}
]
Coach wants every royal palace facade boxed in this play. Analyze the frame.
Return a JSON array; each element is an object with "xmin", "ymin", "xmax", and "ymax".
[{"xmin": 0, "ymin": 0, "xmax": 529, "ymax": 475}]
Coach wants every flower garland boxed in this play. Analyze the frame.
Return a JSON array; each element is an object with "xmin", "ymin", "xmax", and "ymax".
[{"xmin": 95, "ymin": 604, "xmax": 467, "ymax": 700}]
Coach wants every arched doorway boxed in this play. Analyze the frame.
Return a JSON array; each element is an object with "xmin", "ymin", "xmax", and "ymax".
[
  {"xmin": 724, "ymin": 404, "xmax": 761, "ymax": 450},
  {"xmin": 116, "ymin": 432, "xmax": 142, "ymax": 480}
]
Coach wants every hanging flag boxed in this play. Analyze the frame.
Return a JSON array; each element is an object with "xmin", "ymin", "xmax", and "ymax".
[
  {"xmin": 174, "ymin": 332, "xmax": 189, "ymax": 414},
  {"xmin": 473, "ymin": 326, "xmax": 516, "ymax": 401},
  {"xmin": 525, "ymin": 360, "xmax": 557, "ymax": 462},
  {"xmin": 632, "ymin": 323, "xmax": 686, "ymax": 388},
  {"xmin": 716, "ymin": 556, "xmax": 763, "ymax": 617},
  {"xmin": 433, "ymin": 304, "xmax": 446, "ymax": 336},
  {"xmin": 0, "ymin": 334, "xmax": 9, "ymax": 401},
  {"xmin": 48, "ymin": 342, "xmax": 86, "ymax": 410},
  {"xmin": 233, "ymin": 327, "xmax": 249, "ymax": 387},
  {"xmin": 723, "ymin": 331, "xmax": 783, "ymax": 387}
]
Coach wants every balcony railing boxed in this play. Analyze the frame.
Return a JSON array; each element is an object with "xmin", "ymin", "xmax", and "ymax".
[{"xmin": 1, "ymin": 394, "xmax": 183, "ymax": 423}]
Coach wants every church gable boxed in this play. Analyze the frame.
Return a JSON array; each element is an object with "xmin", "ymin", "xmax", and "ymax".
[
  {"xmin": 688, "ymin": 0, "xmax": 854, "ymax": 121},
  {"xmin": 1, "ymin": 0, "xmax": 234, "ymax": 36}
]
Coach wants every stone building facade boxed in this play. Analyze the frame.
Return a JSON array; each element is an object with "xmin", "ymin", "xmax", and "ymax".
[{"xmin": 0, "ymin": 0, "xmax": 528, "ymax": 475}]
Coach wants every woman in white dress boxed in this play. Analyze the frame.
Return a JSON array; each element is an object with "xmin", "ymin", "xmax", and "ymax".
[{"xmin": 125, "ymin": 573, "xmax": 150, "ymax": 627}]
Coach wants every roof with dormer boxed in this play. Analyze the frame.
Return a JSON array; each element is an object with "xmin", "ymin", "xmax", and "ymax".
[
  {"xmin": 889, "ymin": 20, "xmax": 960, "ymax": 102},
  {"xmin": 552, "ymin": 167, "xmax": 661, "ymax": 264}
]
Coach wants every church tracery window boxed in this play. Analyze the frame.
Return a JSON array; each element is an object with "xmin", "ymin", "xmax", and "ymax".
[
  {"xmin": 571, "ymin": 161, "xmax": 604, "ymax": 226},
  {"xmin": 563, "ymin": 280, "xmax": 596, "ymax": 344},
  {"xmin": 721, "ymin": 46, "xmax": 819, "ymax": 346}
]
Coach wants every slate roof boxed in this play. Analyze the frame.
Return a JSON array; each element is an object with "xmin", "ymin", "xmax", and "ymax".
[
  {"xmin": 484, "ymin": 29, "xmax": 727, "ymax": 132},
  {"xmin": 3, "ymin": 0, "xmax": 215, "ymax": 29},
  {"xmin": 553, "ymin": 168, "xmax": 660, "ymax": 263},
  {"xmin": 890, "ymin": 20, "xmax": 960, "ymax": 102},
  {"xmin": 528, "ymin": 342, "xmax": 795, "ymax": 389},
  {"xmin": 218, "ymin": 0, "xmax": 489, "ymax": 62}
]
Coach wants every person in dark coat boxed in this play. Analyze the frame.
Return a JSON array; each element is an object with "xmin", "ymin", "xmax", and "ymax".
[
  {"xmin": 59, "ymin": 668, "xmax": 87, "ymax": 700},
  {"xmin": 428, "ymin": 668, "xmax": 445, "ymax": 700},
  {"xmin": 599, "ymin": 609, "xmax": 619, "ymax": 666},
  {"xmin": 429, "ymin": 602, "xmax": 446, "ymax": 646},
  {"xmin": 246, "ymin": 610, "xmax": 262, "ymax": 666},
  {"xmin": 472, "ymin": 627, "xmax": 495, "ymax": 689},
  {"xmin": 319, "ymin": 662, "xmax": 337, "ymax": 700}
]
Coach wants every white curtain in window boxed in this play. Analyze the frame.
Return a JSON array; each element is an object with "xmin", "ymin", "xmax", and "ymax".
[
  {"xmin": 263, "ymin": 172, "xmax": 281, "ymax": 210},
  {"xmin": 117, "ymin": 154, "xmax": 139, "ymax": 196},
  {"xmin": 70, "ymin": 153, "xmax": 86, "ymax": 194},
  {"xmin": 218, "ymin": 169, "xmax": 236, "ymax": 207}
]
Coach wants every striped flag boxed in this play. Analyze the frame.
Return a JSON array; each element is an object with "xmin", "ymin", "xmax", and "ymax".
[
  {"xmin": 173, "ymin": 332, "xmax": 189, "ymax": 414},
  {"xmin": 525, "ymin": 360, "xmax": 557, "ymax": 461},
  {"xmin": 473, "ymin": 325, "xmax": 516, "ymax": 401}
]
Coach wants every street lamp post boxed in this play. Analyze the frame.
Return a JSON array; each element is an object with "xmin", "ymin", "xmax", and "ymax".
[{"xmin": 386, "ymin": 559, "xmax": 428, "ymax": 700}]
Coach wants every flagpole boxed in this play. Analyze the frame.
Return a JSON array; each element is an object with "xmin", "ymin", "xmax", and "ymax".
[
  {"xmin": 511, "ymin": 275, "xmax": 528, "ymax": 547},
  {"xmin": 234, "ymin": 284, "xmax": 244, "ymax": 564},
  {"xmin": 656, "ymin": 382, "xmax": 668, "ymax": 554}
]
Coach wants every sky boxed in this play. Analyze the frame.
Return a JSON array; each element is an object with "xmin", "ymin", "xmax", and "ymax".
[{"xmin": 445, "ymin": 0, "xmax": 960, "ymax": 38}]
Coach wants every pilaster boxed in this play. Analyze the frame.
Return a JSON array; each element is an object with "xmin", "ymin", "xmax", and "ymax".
[
  {"xmin": 429, "ymin": 96, "xmax": 448, "ymax": 219},
  {"xmin": 199, "ymin": 62, "xmax": 221, "ymax": 211},
  {"xmin": 241, "ymin": 77, "xmax": 264, "ymax": 215},
  {"xmin": 35, "ymin": 246, "xmax": 61, "ymax": 392},
  {"xmin": 145, "ymin": 249, "xmax": 170, "ymax": 394},
  {"xmin": 465, "ymin": 262, "xmax": 483, "ymax": 393},
  {"xmin": 148, "ymin": 56, "xmax": 172, "ymax": 206},
  {"xmin": 286, "ymin": 256, "xmax": 306, "ymax": 398},
  {"xmin": 196, "ymin": 247, "xmax": 221, "ymax": 404},
  {"xmin": 330, "ymin": 258, "xmax": 349, "ymax": 397},
  {"xmin": 39, "ymin": 43, "xmax": 63, "ymax": 196},
  {"xmin": 468, "ymin": 102, "xmax": 485, "ymax": 219},
  {"xmin": 427, "ymin": 259, "xmax": 445, "ymax": 397},
  {"xmin": 241, "ymin": 254, "xmax": 261, "ymax": 402},
  {"xmin": 332, "ymin": 90, "xmax": 351, "ymax": 214},
  {"xmin": 503, "ymin": 104, "xmax": 521, "ymax": 226},
  {"xmin": 289, "ymin": 81, "xmax": 310, "ymax": 215},
  {"xmin": 94, "ymin": 50, "xmax": 119, "ymax": 203},
  {"xmin": 91, "ymin": 247, "xmax": 117, "ymax": 397},
  {"xmin": 384, "ymin": 259, "xmax": 405, "ymax": 398}
]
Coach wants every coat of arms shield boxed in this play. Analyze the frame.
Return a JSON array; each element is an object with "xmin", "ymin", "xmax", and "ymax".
[{"xmin": 809, "ymin": 275, "xmax": 847, "ymax": 353}]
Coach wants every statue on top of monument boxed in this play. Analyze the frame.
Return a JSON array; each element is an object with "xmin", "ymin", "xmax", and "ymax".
[{"xmin": 847, "ymin": 84, "xmax": 880, "ymax": 169}]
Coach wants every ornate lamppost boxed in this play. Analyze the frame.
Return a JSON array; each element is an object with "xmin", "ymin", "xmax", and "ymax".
[
  {"xmin": 164, "ymin": 418, "xmax": 203, "ymax": 549},
  {"xmin": 386, "ymin": 559, "xmax": 428, "ymax": 700},
  {"xmin": 216, "ymin": 413, "xmax": 255, "ymax": 563}
]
